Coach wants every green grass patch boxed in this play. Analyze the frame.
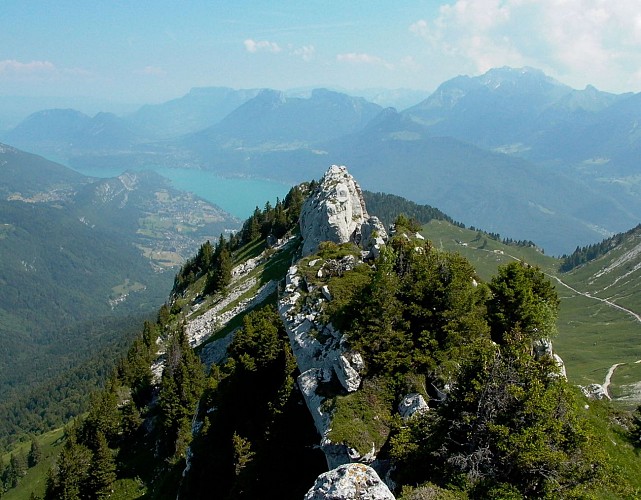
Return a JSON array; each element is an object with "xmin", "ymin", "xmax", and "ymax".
[
  {"xmin": 259, "ymin": 241, "xmax": 298, "ymax": 285},
  {"xmin": 111, "ymin": 279, "xmax": 146, "ymax": 298},
  {"xmin": 581, "ymin": 398, "xmax": 641, "ymax": 498},
  {"xmin": 233, "ymin": 238, "xmax": 266, "ymax": 265},
  {"xmin": 326, "ymin": 377, "xmax": 394, "ymax": 456},
  {"xmin": 421, "ymin": 220, "xmax": 559, "ymax": 280},
  {"xmin": 110, "ymin": 477, "xmax": 147, "ymax": 499},
  {"xmin": 555, "ymin": 290, "xmax": 641, "ymax": 388},
  {"xmin": 609, "ymin": 363, "xmax": 641, "ymax": 406},
  {"xmin": 2, "ymin": 427, "xmax": 64, "ymax": 500}
]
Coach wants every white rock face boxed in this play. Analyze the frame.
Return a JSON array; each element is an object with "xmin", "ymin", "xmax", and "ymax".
[
  {"xmin": 581, "ymin": 383, "xmax": 609, "ymax": 400},
  {"xmin": 532, "ymin": 338, "xmax": 567, "ymax": 380},
  {"xmin": 398, "ymin": 393, "xmax": 429, "ymax": 420},
  {"xmin": 304, "ymin": 463, "xmax": 395, "ymax": 500},
  {"xmin": 553, "ymin": 353, "xmax": 567, "ymax": 379},
  {"xmin": 300, "ymin": 165, "xmax": 387, "ymax": 256},
  {"xmin": 336, "ymin": 353, "xmax": 363, "ymax": 393},
  {"xmin": 279, "ymin": 259, "xmax": 371, "ymax": 468}
]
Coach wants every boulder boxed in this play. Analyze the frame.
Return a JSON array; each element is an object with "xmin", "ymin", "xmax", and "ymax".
[
  {"xmin": 398, "ymin": 393, "xmax": 429, "ymax": 419},
  {"xmin": 533, "ymin": 338, "xmax": 567, "ymax": 379},
  {"xmin": 533, "ymin": 338, "xmax": 554, "ymax": 359},
  {"xmin": 360, "ymin": 216, "xmax": 388, "ymax": 258},
  {"xmin": 335, "ymin": 353, "xmax": 362, "ymax": 393},
  {"xmin": 304, "ymin": 463, "xmax": 395, "ymax": 500},
  {"xmin": 553, "ymin": 353, "xmax": 567, "ymax": 379}
]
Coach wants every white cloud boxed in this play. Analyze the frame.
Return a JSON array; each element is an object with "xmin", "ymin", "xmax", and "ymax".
[
  {"xmin": 0, "ymin": 59, "xmax": 95, "ymax": 83},
  {"xmin": 291, "ymin": 45, "xmax": 315, "ymax": 61},
  {"xmin": 410, "ymin": 0, "xmax": 641, "ymax": 92},
  {"xmin": 244, "ymin": 38, "xmax": 282, "ymax": 54},
  {"xmin": 136, "ymin": 65, "xmax": 167, "ymax": 76},
  {"xmin": 0, "ymin": 59, "xmax": 56, "ymax": 76},
  {"xmin": 336, "ymin": 52, "xmax": 394, "ymax": 70},
  {"xmin": 400, "ymin": 55, "xmax": 420, "ymax": 71}
]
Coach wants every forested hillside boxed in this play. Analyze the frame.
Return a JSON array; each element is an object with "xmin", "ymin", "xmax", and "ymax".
[
  {"xmin": 0, "ymin": 145, "xmax": 239, "ymax": 449},
  {"xmin": 560, "ymin": 224, "xmax": 641, "ymax": 271}
]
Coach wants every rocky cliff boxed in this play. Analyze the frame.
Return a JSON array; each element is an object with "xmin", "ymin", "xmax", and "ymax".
[
  {"xmin": 278, "ymin": 165, "xmax": 400, "ymax": 497},
  {"xmin": 299, "ymin": 165, "xmax": 387, "ymax": 257}
]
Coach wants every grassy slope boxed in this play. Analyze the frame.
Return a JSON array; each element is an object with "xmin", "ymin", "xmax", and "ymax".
[
  {"xmin": 421, "ymin": 219, "xmax": 641, "ymax": 404},
  {"xmin": 2, "ymin": 428, "xmax": 64, "ymax": 500},
  {"xmin": 558, "ymin": 233, "xmax": 641, "ymax": 405}
]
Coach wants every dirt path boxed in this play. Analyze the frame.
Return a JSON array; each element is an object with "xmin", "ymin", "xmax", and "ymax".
[
  {"xmin": 603, "ymin": 363, "xmax": 626, "ymax": 399},
  {"xmin": 552, "ymin": 276, "xmax": 641, "ymax": 324},
  {"xmin": 474, "ymin": 243, "xmax": 641, "ymax": 326},
  {"xmin": 551, "ymin": 276, "xmax": 641, "ymax": 399}
]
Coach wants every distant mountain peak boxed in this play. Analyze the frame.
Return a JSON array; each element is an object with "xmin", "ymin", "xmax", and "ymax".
[{"xmin": 477, "ymin": 66, "xmax": 567, "ymax": 91}]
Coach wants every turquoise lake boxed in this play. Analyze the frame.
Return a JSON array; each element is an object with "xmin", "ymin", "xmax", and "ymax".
[{"xmin": 71, "ymin": 165, "xmax": 292, "ymax": 220}]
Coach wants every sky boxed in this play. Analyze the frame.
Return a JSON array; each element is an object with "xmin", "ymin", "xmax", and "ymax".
[{"xmin": 2, "ymin": 0, "xmax": 641, "ymax": 106}]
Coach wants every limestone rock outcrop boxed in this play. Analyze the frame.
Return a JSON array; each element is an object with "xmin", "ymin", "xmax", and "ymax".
[
  {"xmin": 580, "ymin": 383, "xmax": 609, "ymax": 400},
  {"xmin": 533, "ymin": 338, "xmax": 567, "ymax": 379},
  {"xmin": 278, "ymin": 258, "xmax": 369, "ymax": 468},
  {"xmin": 398, "ymin": 393, "xmax": 429, "ymax": 420},
  {"xmin": 280, "ymin": 165, "xmax": 392, "ymax": 476},
  {"xmin": 300, "ymin": 165, "xmax": 387, "ymax": 257},
  {"xmin": 304, "ymin": 463, "xmax": 395, "ymax": 500}
]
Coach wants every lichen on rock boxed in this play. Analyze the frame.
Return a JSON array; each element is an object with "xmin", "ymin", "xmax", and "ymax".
[{"xmin": 304, "ymin": 463, "xmax": 396, "ymax": 500}]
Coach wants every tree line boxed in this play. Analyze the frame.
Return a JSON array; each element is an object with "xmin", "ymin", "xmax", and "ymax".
[
  {"xmin": 560, "ymin": 224, "xmax": 641, "ymax": 272},
  {"xmin": 172, "ymin": 184, "xmax": 307, "ymax": 296}
]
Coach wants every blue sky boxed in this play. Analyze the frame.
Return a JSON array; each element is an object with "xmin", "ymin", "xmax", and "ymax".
[{"xmin": 2, "ymin": 1, "xmax": 641, "ymax": 105}]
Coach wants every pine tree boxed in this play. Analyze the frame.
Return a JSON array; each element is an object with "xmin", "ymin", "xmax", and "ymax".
[
  {"xmin": 83, "ymin": 388, "xmax": 121, "ymax": 447},
  {"xmin": 45, "ymin": 434, "xmax": 92, "ymax": 500},
  {"xmin": 28, "ymin": 439, "xmax": 42, "ymax": 468},
  {"xmin": 487, "ymin": 261, "xmax": 559, "ymax": 346},
  {"xmin": 7, "ymin": 452, "xmax": 26, "ymax": 488},
  {"xmin": 87, "ymin": 431, "xmax": 116, "ymax": 499},
  {"xmin": 158, "ymin": 328, "xmax": 205, "ymax": 459}
]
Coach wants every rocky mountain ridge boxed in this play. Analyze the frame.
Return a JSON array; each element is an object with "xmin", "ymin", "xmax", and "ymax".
[
  {"xmin": 29, "ymin": 163, "xmax": 641, "ymax": 499},
  {"xmin": 164, "ymin": 165, "xmax": 571, "ymax": 498}
]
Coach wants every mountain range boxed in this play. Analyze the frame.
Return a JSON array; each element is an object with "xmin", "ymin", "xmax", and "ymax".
[{"xmin": 2, "ymin": 66, "xmax": 641, "ymax": 256}]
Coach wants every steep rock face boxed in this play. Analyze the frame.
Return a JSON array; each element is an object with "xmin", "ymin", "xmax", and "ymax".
[
  {"xmin": 304, "ymin": 463, "xmax": 395, "ymax": 500},
  {"xmin": 279, "ymin": 258, "xmax": 367, "ymax": 468},
  {"xmin": 279, "ymin": 165, "xmax": 391, "ymax": 470},
  {"xmin": 300, "ymin": 165, "xmax": 387, "ymax": 257}
]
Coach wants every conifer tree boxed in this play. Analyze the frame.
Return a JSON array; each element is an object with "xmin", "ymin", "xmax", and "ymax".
[
  {"xmin": 28, "ymin": 439, "xmax": 42, "ymax": 468},
  {"xmin": 158, "ymin": 327, "xmax": 205, "ymax": 459},
  {"xmin": 4, "ymin": 453, "xmax": 25, "ymax": 489},
  {"xmin": 45, "ymin": 433, "xmax": 92, "ymax": 500},
  {"xmin": 87, "ymin": 431, "xmax": 116, "ymax": 499}
]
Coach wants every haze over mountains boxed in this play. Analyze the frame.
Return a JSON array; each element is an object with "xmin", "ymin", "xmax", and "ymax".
[{"xmin": 3, "ymin": 66, "xmax": 641, "ymax": 254}]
